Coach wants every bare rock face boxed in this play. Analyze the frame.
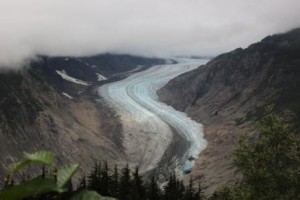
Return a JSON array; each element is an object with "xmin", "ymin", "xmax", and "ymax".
[
  {"xmin": 158, "ymin": 28, "xmax": 300, "ymax": 194},
  {"xmin": 0, "ymin": 69, "xmax": 125, "ymax": 185}
]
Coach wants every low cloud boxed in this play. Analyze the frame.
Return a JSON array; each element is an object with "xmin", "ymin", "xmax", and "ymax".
[{"xmin": 1, "ymin": 0, "xmax": 300, "ymax": 68}]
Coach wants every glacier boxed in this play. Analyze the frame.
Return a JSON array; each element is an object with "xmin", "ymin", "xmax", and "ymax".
[{"xmin": 98, "ymin": 58, "xmax": 208, "ymax": 175}]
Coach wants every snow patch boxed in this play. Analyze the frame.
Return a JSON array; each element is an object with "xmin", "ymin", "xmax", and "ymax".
[
  {"xmin": 62, "ymin": 92, "xmax": 73, "ymax": 99},
  {"xmin": 56, "ymin": 70, "xmax": 91, "ymax": 86},
  {"xmin": 96, "ymin": 73, "xmax": 107, "ymax": 81}
]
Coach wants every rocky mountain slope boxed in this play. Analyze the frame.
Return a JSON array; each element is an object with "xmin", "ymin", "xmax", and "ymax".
[
  {"xmin": 0, "ymin": 54, "xmax": 165, "ymax": 185},
  {"xmin": 158, "ymin": 28, "xmax": 300, "ymax": 194},
  {"xmin": 30, "ymin": 54, "xmax": 166, "ymax": 96}
]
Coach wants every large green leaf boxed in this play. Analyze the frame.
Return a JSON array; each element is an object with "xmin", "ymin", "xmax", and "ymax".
[
  {"xmin": 71, "ymin": 190, "xmax": 115, "ymax": 200},
  {"xmin": 0, "ymin": 177, "xmax": 60, "ymax": 200},
  {"xmin": 23, "ymin": 151, "xmax": 55, "ymax": 166},
  {"xmin": 57, "ymin": 164, "xmax": 80, "ymax": 187},
  {"xmin": 10, "ymin": 160, "xmax": 31, "ymax": 175},
  {"xmin": 11, "ymin": 151, "xmax": 55, "ymax": 174}
]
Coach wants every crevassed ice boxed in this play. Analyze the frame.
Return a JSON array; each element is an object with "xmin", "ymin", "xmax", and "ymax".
[{"xmin": 98, "ymin": 58, "xmax": 208, "ymax": 174}]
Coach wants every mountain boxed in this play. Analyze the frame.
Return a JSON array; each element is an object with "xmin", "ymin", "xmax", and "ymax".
[
  {"xmin": 158, "ymin": 28, "xmax": 300, "ymax": 194},
  {"xmin": 0, "ymin": 54, "xmax": 165, "ymax": 184},
  {"xmin": 30, "ymin": 54, "xmax": 166, "ymax": 96}
]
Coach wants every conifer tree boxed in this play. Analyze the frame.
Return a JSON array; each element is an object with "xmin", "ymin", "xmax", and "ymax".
[
  {"xmin": 196, "ymin": 182, "xmax": 205, "ymax": 200},
  {"xmin": 184, "ymin": 179, "xmax": 195, "ymax": 200},
  {"xmin": 87, "ymin": 163, "xmax": 100, "ymax": 191},
  {"xmin": 178, "ymin": 180, "xmax": 185, "ymax": 200},
  {"xmin": 60, "ymin": 179, "xmax": 74, "ymax": 200},
  {"xmin": 147, "ymin": 176, "xmax": 161, "ymax": 200},
  {"xmin": 119, "ymin": 164, "xmax": 132, "ymax": 200},
  {"xmin": 77, "ymin": 175, "xmax": 87, "ymax": 191},
  {"xmin": 111, "ymin": 164, "xmax": 119, "ymax": 197},
  {"xmin": 131, "ymin": 166, "xmax": 146, "ymax": 199},
  {"xmin": 99, "ymin": 161, "xmax": 110, "ymax": 196},
  {"xmin": 163, "ymin": 173, "xmax": 182, "ymax": 200}
]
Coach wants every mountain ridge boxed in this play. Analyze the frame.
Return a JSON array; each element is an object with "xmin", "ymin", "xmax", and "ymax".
[{"xmin": 158, "ymin": 28, "xmax": 300, "ymax": 194}]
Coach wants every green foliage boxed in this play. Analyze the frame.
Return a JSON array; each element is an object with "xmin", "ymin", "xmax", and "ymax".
[
  {"xmin": 57, "ymin": 164, "xmax": 80, "ymax": 188},
  {"xmin": 1, "ymin": 151, "xmax": 64, "ymax": 200},
  {"xmin": 1, "ymin": 151, "xmax": 207, "ymax": 200},
  {"xmin": 0, "ymin": 177, "xmax": 60, "ymax": 200},
  {"xmin": 162, "ymin": 173, "xmax": 204, "ymax": 200},
  {"xmin": 71, "ymin": 190, "xmax": 115, "ymax": 200},
  {"xmin": 209, "ymin": 183, "xmax": 249, "ymax": 200},
  {"xmin": 212, "ymin": 106, "xmax": 300, "ymax": 200},
  {"xmin": 3, "ymin": 106, "xmax": 299, "ymax": 200},
  {"xmin": 79, "ymin": 163, "xmax": 203, "ymax": 200},
  {"xmin": 9, "ymin": 151, "xmax": 55, "ymax": 184},
  {"xmin": 0, "ymin": 152, "xmax": 204, "ymax": 200},
  {"xmin": 0, "ymin": 151, "xmax": 112, "ymax": 200}
]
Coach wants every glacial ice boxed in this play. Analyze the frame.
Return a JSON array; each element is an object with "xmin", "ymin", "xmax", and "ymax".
[{"xmin": 98, "ymin": 58, "xmax": 208, "ymax": 174}]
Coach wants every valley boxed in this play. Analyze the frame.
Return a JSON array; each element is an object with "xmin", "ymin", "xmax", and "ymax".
[
  {"xmin": 1, "ymin": 1, "xmax": 299, "ymax": 198},
  {"xmin": 98, "ymin": 59, "xmax": 208, "ymax": 178}
]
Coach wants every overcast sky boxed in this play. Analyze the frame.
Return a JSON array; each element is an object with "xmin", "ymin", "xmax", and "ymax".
[{"xmin": 0, "ymin": 0, "xmax": 300, "ymax": 68}]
